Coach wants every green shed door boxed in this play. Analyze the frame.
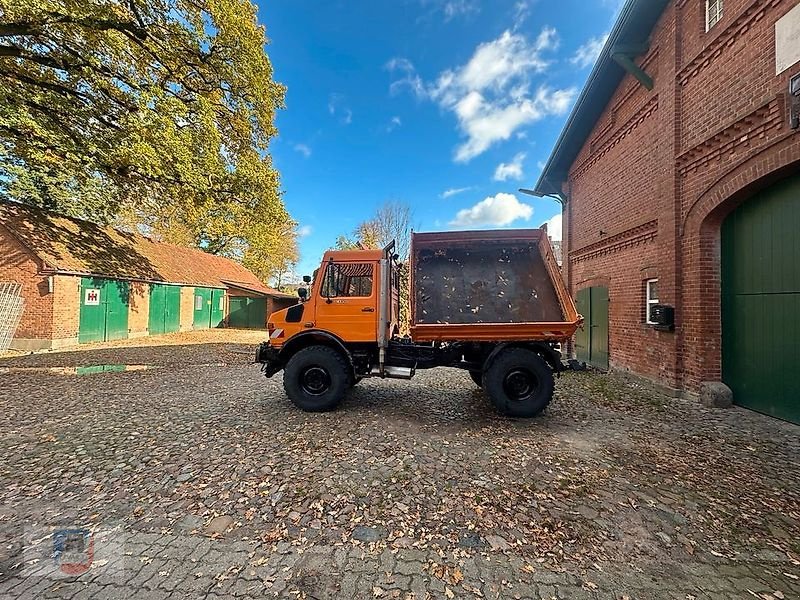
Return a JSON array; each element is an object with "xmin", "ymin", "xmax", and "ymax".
[
  {"xmin": 247, "ymin": 297, "xmax": 267, "ymax": 329},
  {"xmin": 79, "ymin": 277, "xmax": 129, "ymax": 343},
  {"xmin": 164, "ymin": 286, "xmax": 181, "ymax": 333},
  {"xmin": 149, "ymin": 284, "xmax": 167, "ymax": 335},
  {"xmin": 104, "ymin": 279, "xmax": 129, "ymax": 341},
  {"xmin": 573, "ymin": 286, "xmax": 609, "ymax": 370},
  {"xmin": 229, "ymin": 296, "xmax": 249, "ymax": 328},
  {"xmin": 149, "ymin": 284, "xmax": 181, "ymax": 335},
  {"xmin": 722, "ymin": 174, "xmax": 800, "ymax": 424},
  {"xmin": 210, "ymin": 289, "xmax": 225, "ymax": 328},
  {"xmin": 228, "ymin": 296, "xmax": 267, "ymax": 328},
  {"xmin": 193, "ymin": 287, "xmax": 213, "ymax": 329},
  {"xmin": 79, "ymin": 277, "xmax": 106, "ymax": 343}
]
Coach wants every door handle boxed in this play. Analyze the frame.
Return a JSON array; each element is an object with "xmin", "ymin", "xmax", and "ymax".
[{"xmin": 361, "ymin": 307, "xmax": 375, "ymax": 312}]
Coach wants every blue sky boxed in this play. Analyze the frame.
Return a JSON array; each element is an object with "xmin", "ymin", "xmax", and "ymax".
[{"xmin": 258, "ymin": 0, "xmax": 621, "ymax": 278}]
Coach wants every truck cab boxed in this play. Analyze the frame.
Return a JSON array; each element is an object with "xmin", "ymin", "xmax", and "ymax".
[{"xmin": 257, "ymin": 229, "xmax": 581, "ymax": 418}]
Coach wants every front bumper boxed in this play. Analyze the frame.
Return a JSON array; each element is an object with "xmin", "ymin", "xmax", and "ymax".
[{"xmin": 255, "ymin": 342, "xmax": 283, "ymax": 378}]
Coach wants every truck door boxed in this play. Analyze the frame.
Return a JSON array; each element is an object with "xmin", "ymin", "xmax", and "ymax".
[{"xmin": 314, "ymin": 261, "xmax": 378, "ymax": 342}]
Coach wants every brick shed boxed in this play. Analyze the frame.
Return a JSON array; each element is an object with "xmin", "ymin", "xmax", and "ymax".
[
  {"xmin": 0, "ymin": 201, "xmax": 296, "ymax": 350},
  {"xmin": 534, "ymin": 0, "xmax": 800, "ymax": 423}
]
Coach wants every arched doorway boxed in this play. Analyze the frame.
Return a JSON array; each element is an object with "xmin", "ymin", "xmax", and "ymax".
[{"xmin": 721, "ymin": 173, "xmax": 800, "ymax": 423}]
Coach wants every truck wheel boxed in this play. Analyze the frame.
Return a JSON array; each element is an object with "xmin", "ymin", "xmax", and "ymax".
[
  {"xmin": 283, "ymin": 346, "xmax": 350, "ymax": 412},
  {"xmin": 468, "ymin": 370, "xmax": 483, "ymax": 388},
  {"xmin": 484, "ymin": 348, "xmax": 554, "ymax": 418}
]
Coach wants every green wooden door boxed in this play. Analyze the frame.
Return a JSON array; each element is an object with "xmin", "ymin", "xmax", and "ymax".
[
  {"xmin": 575, "ymin": 288, "xmax": 590, "ymax": 363},
  {"xmin": 722, "ymin": 174, "xmax": 799, "ymax": 424},
  {"xmin": 104, "ymin": 280, "xmax": 129, "ymax": 341},
  {"xmin": 148, "ymin": 284, "xmax": 167, "ymax": 335},
  {"xmin": 193, "ymin": 287, "xmax": 213, "ymax": 329},
  {"xmin": 149, "ymin": 284, "xmax": 181, "ymax": 335},
  {"xmin": 574, "ymin": 286, "xmax": 609, "ymax": 370},
  {"xmin": 164, "ymin": 286, "xmax": 181, "ymax": 333},
  {"xmin": 247, "ymin": 297, "xmax": 267, "ymax": 329},
  {"xmin": 228, "ymin": 296, "xmax": 249, "ymax": 328},
  {"xmin": 210, "ymin": 289, "xmax": 225, "ymax": 328},
  {"xmin": 228, "ymin": 296, "xmax": 267, "ymax": 328},
  {"xmin": 79, "ymin": 277, "xmax": 106, "ymax": 343},
  {"xmin": 79, "ymin": 277, "xmax": 129, "ymax": 343}
]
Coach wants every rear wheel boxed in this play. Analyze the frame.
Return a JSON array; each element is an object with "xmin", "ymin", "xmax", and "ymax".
[
  {"xmin": 283, "ymin": 346, "xmax": 350, "ymax": 412},
  {"xmin": 483, "ymin": 348, "xmax": 554, "ymax": 418}
]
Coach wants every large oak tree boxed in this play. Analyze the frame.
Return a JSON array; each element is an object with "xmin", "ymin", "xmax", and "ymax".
[{"xmin": 0, "ymin": 0, "xmax": 296, "ymax": 279}]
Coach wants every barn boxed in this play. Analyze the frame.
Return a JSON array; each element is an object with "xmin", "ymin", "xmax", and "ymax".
[
  {"xmin": 533, "ymin": 0, "xmax": 800, "ymax": 422},
  {"xmin": 0, "ymin": 201, "xmax": 296, "ymax": 350}
]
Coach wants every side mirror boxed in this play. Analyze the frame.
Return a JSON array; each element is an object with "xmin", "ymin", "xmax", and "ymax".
[
  {"xmin": 302, "ymin": 275, "xmax": 312, "ymax": 284},
  {"xmin": 297, "ymin": 287, "xmax": 308, "ymax": 301}
]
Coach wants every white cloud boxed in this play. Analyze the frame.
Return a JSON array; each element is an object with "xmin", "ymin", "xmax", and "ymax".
[
  {"xmin": 450, "ymin": 193, "xmax": 533, "ymax": 227},
  {"xmin": 440, "ymin": 186, "xmax": 472, "ymax": 199},
  {"xmin": 387, "ymin": 116, "xmax": 402, "ymax": 132},
  {"xmin": 571, "ymin": 33, "xmax": 609, "ymax": 69},
  {"xmin": 328, "ymin": 93, "xmax": 353, "ymax": 125},
  {"xmin": 297, "ymin": 225, "xmax": 313, "ymax": 238},
  {"xmin": 443, "ymin": 0, "xmax": 479, "ymax": 20},
  {"xmin": 493, "ymin": 152, "xmax": 526, "ymax": 181},
  {"xmin": 388, "ymin": 29, "xmax": 576, "ymax": 162},
  {"xmin": 293, "ymin": 143, "xmax": 311, "ymax": 158},
  {"xmin": 542, "ymin": 212, "xmax": 562, "ymax": 240}
]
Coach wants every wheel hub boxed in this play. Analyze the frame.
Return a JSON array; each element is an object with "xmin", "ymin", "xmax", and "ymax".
[
  {"xmin": 503, "ymin": 368, "xmax": 537, "ymax": 400},
  {"xmin": 301, "ymin": 366, "xmax": 331, "ymax": 395}
]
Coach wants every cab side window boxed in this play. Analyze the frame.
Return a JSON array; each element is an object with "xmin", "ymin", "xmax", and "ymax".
[{"xmin": 321, "ymin": 263, "xmax": 374, "ymax": 298}]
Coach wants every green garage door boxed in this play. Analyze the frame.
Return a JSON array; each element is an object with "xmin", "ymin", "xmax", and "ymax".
[
  {"xmin": 228, "ymin": 296, "xmax": 267, "ymax": 329},
  {"xmin": 193, "ymin": 287, "xmax": 225, "ymax": 329},
  {"xmin": 148, "ymin": 284, "xmax": 181, "ymax": 335},
  {"xmin": 79, "ymin": 277, "xmax": 130, "ymax": 343},
  {"xmin": 722, "ymin": 174, "xmax": 799, "ymax": 424},
  {"xmin": 575, "ymin": 286, "xmax": 609, "ymax": 370}
]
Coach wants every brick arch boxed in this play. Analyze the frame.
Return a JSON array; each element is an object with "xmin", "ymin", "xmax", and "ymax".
[{"xmin": 679, "ymin": 134, "xmax": 800, "ymax": 389}]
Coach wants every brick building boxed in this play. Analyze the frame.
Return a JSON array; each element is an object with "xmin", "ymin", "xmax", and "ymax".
[
  {"xmin": 534, "ymin": 0, "xmax": 800, "ymax": 422},
  {"xmin": 0, "ymin": 201, "xmax": 295, "ymax": 350}
]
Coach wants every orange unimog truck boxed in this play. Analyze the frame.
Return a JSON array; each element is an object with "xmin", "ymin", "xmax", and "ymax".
[{"xmin": 256, "ymin": 228, "xmax": 582, "ymax": 418}]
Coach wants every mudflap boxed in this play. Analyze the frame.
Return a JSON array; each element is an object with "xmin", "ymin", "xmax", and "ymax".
[{"xmin": 255, "ymin": 342, "xmax": 283, "ymax": 378}]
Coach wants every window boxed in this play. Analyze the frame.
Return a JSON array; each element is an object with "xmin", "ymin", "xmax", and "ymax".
[
  {"xmin": 320, "ymin": 263, "xmax": 374, "ymax": 298},
  {"xmin": 219, "ymin": 296, "xmax": 225, "ymax": 310},
  {"xmin": 195, "ymin": 295, "xmax": 203, "ymax": 310},
  {"xmin": 706, "ymin": 0, "xmax": 723, "ymax": 31},
  {"xmin": 645, "ymin": 279, "xmax": 659, "ymax": 324}
]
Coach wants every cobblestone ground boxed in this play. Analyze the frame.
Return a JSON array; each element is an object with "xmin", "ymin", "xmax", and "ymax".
[{"xmin": 0, "ymin": 335, "xmax": 798, "ymax": 599}]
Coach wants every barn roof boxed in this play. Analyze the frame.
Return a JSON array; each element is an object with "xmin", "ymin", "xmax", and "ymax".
[
  {"xmin": 0, "ymin": 200, "xmax": 292, "ymax": 297},
  {"xmin": 533, "ymin": 0, "xmax": 669, "ymax": 197}
]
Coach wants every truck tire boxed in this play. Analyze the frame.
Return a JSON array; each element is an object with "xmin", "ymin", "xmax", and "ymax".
[
  {"xmin": 283, "ymin": 346, "xmax": 350, "ymax": 412},
  {"xmin": 468, "ymin": 370, "xmax": 483, "ymax": 388},
  {"xmin": 483, "ymin": 348, "xmax": 554, "ymax": 418}
]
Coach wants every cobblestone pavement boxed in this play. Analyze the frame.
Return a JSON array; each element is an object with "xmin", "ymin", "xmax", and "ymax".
[{"xmin": 1, "ymin": 337, "xmax": 798, "ymax": 599}]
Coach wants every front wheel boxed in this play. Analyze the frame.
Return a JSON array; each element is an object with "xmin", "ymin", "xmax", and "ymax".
[
  {"xmin": 483, "ymin": 348, "xmax": 554, "ymax": 418},
  {"xmin": 283, "ymin": 346, "xmax": 350, "ymax": 412}
]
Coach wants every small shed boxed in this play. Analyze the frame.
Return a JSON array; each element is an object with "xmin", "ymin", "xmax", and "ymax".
[{"xmin": 0, "ymin": 201, "xmax": 295, "ymax": 349}]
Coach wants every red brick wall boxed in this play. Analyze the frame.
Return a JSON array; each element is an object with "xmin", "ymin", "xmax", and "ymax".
[
  {"xmin": 128, "ymin": 282, "xmax": 150, "ymax": 337},
  {"xmin": 51, "ymin": 276, "xmax": 79, "ymax": 346},
  {"xmin": 564, "ymin": 0, "xmax": 800, "ymax": 393},
  {"xmin": 0, "ymin": 224, "xmax": 54, "ymax": 345}
]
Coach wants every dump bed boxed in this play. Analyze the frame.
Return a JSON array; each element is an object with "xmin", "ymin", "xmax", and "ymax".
[{"xmin": 410, "ymin": 228, "xmax": 581, "ymax": 342}]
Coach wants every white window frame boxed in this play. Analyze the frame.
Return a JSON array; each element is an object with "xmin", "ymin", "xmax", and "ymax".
[
  {"xmin": 706, "ymin": 0, "xmax": 723, "ymax": 31},
  {"xmin": 645, "ymin": 279, "xmax": 659, "ymax": 325},
  {"xmin": 194, "ymin": 295, "xmax": 203, "ymax": 311}
]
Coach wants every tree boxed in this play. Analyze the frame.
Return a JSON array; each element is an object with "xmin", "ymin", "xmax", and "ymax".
[{"xmin": 0, "ymin": 0, "xmax": 294, "ymax": 282}]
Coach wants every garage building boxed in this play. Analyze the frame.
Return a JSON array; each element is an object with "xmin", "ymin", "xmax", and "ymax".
[
  {"xmin": 533, "ymin": 0, "xmax": 800, "ymax": 422},
  {"xmin": 0, "ymin": 201, "xmax": 295, "ymax": 350}
]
